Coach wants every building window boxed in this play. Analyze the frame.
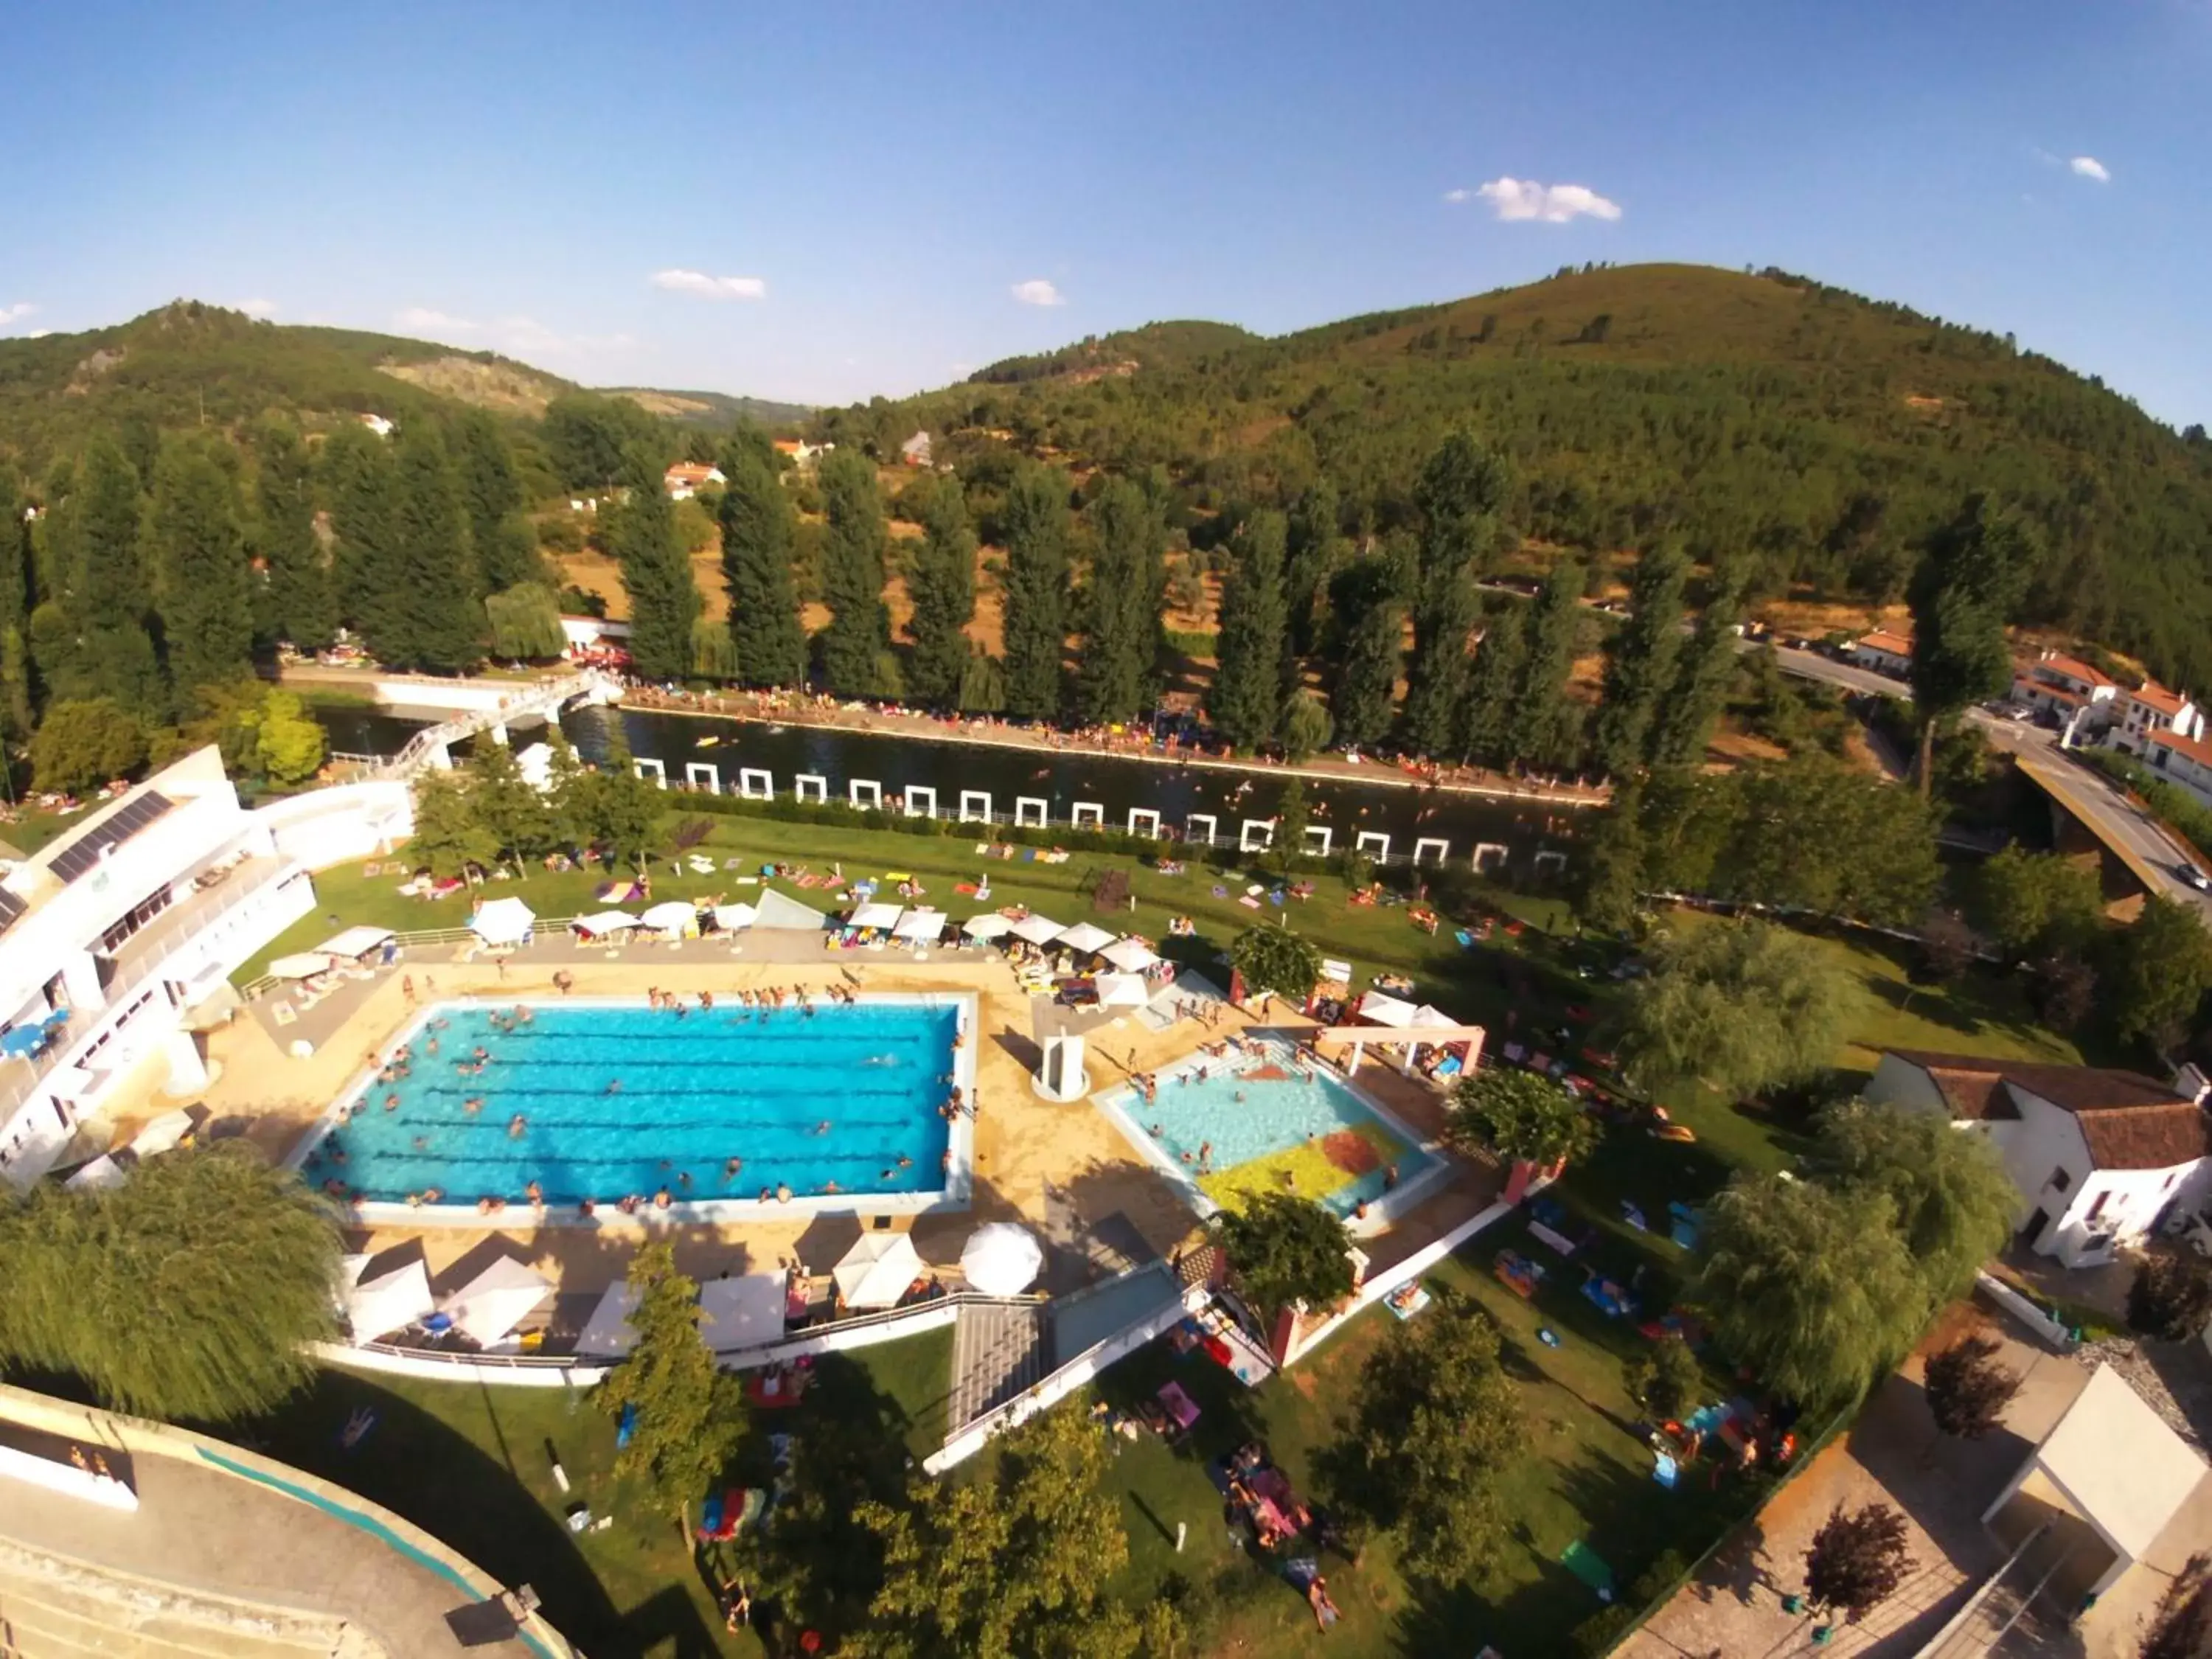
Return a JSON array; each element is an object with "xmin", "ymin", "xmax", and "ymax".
[
  {"xmin": 100, "ymin": 885, "xmax": 173, "ymax": 952},
  {"xmin": 2084, "ymin": 1190, "xmax": 2110, "ymax": 1225},
  {"xmin": 2047, "ymin": 1166, "xmax": 2071, "ymax": 1194}
]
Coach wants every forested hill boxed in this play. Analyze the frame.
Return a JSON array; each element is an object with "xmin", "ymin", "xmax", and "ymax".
[{"xmin": 836, "ymin": 262, "xmax": 2212, "ymax": 687}]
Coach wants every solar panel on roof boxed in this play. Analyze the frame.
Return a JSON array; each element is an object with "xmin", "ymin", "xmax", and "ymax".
[{"xmin": 48, "ymin": 793, "xmax": 175, "ymax": 885}]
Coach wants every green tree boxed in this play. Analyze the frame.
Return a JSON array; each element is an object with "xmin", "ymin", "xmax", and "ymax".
[
  {"xmin": 1318, "ymin": 1295, "xmax": 1520, "ymax": 1582},
  {"xmin": 1693, "ymin": 1175, "xmax": 1925, "ymax": 1405},
  {"xmin": 957, "ymin": 647, "xmax": 1006, "ymax": 714},
  {"xmin": 1280, "ymin": 690, "xmax": 1333, "ymax": 762},
  {"xmin": 1400, "ymin": 568, "xmax": 1476, "ymax": 759},
  {"xmin": 1073, "ymin": 479, "xmax": 1165, "ymax": 726},
  {"xmin": 1967, "ymin": 845, "xmax": 2105, "ymax": 956},
  {"xmin": 1648, "ymin": 582, "xmax": 1742, "ymax": 767},
  {"xmin": 817, "ymin": 451, "xmax": 894, "ymax": 696},
  {"xmin": 610, "ymin": 452, "xmax": 700, "ymax": 681},
  {"xmin": 1229, "ymin": 919, "xmax": 1324, "ymax": 1001},
  {"xmin": 905, "ymin": 477, "xmax": 978, "ymax": 708},
  {"xmin": 1811, "ymin": 1100, "xmax": 2017, "ymax": 1311},
  {"xmin": 483, "ymin": 581, "xmax": 568, "ymax": 660},
  {"xmin": 408, "ymin": 768, "xmax": 495, "ymax": 877},
  {"xmin": 543, "ymin": 392, "xmax": 662, "ymax": 490},
  {"xmin": 1576, "ymin": 780, "xmax": 1646, "ymax": 931},
  {"xmin": 148, "ymin": 443, "xmax": 254, "ymax": 700},
  {"xmin": 1273, "ymin": 774, "xmax": 1311, "ymax": 866},
  {"xmin": 1284, "ymin": 476, "xmax": 1346, "ymax": 660},
  {"xmin": 849, "ymin": 1406, "xmax": 1172, "ymax": 1659},
  {"xmin": 1460, "ymin": 601, "xmax": 1527, "ymax": 767},
  {"xmin": 594, "ymin": 1242, "xmax": 745, "ymax": 1523},
  {"xmin": 450, "ymin": 409, "xmax": 539, "ymax": 594},
  {"xmin": 1208, "ymin": 509, "xmax": 1290, "ymax": 750},
  {"xmin": 31, "ymin": 699, "xmax": 146, "ymax": 793},
  {"xmin": 1720, "ymin": 754, "xmax": 1942, "ymax": 926},
  {"xmin": 2129, "ymin": 1255, "xmax": 2212, "ymax": 1342},
  {"xmin": 1447, "ymin": 1067, "xmax": 1599, "ymax": 1168},
  {"xmin": 0, "ymin": 1144, "xmax": 339, "ymax": 1422},
  {"xmin": 364, "ymin": 424, "xmax": 480, "ymax": 672},
  {"xmin": 232, "ymin": 689, "xmax": 326, "ymax": 785},
  {"xmin": 540, "ymin": 730, "xmax": 595, "ymax": 850},
  {"xmin": 322, "ymin": 422, "xmax": 399, "ymax": 632},
  {"xmin": 1804, "ymin": 1503, "xmax": 1916, "ymax": 1619},
  {"xmin": 1621, "ymin": 917, "xmax": 1863, "ymax": 1098},
  {"xmin": 1402, "ymin": 434, "xmax": 1511, "ymax": 759},
  {"xmin": 466, "ymin": 740, "xmax": 553, "ymax": 863},
  {"xmin": 588, "ymin": 719, "xmax": 663, "ymax": 866},
  {"xmin": 69, "ymin": 438, "xmax": 167, "ymax": 720},
  {"xmin": 1328, "ymin": 557, "xmax": 1405, "ymax": 751},
  {"xmin": 1509, "ymin": 557, "xmax": 1587, "ymax": 772},
  {"xmin": 716, "ymin": 449, "xmax": 808, "ymax": 686},
  {"xmin": 1625, "ymin": 1335, "xmax": 1706, "ymax": 1421},
  {"xmin": 1908, "ymin": 495, "xmax": 2034, "ymax": 796},
  {"xmin": 254, "ymin": 420, "xmax": 335, "ymax": 651},
  {"xmin": 1593, "ymin": 542, "xmax": 1688, "ymax": 776},
  {"xmin": 2140, "ymin": 1554, "xmax": 2212, "ymax": 1659},
  {"xmin": 1922, "ymin": 1333, "xmax": 2021, "ymax": 1441},
  {"xmin": 998, "ymin": 464, "xmax": 1071, "ymax": 720},
  {"xmin": 2101, "ymin": 895, "xmax": 2212, "ymax": 1050},
  {"xmin": 1216, "ymin": 1192, "xmax": 1354, "ymax": 1318}
]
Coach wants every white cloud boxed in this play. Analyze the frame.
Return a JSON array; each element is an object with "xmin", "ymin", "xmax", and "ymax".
[
  {"xmin": 649, "ymin": 269, "xmax": 767, "ymax": 301},
  {"xmin": 234, "ymin": 298, "xmax": 279, "ymax": 319},
  {"xmin": 1442, "ymin": 187, "xmax": 1471, "ymax": 204},
  {"xmin": 0, "ymin": 302, "xmax": 37, "ymax": 327},
  {"xmin": 1011, "ymin": 278, "xmax": 1065, "ymax": 307},
  {"xmin": 487, "ymin": 316, "xmax": 636, "ymax": 360},
  {"xmin": 395, "ymin": 307, "xmax": 476, "ymax": 334},
  {"xmin": 1468, "ymin": 177, "xmax": 1624, "ymax": 223},
  {"xmin": 2069, "ymin": 155, "xmax": 2110, "ymax": 183}
]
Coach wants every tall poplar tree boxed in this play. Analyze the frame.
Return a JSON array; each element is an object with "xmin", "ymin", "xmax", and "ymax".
[
  {"xmin": 715, "ymin": 449, "xmax": 807, "ymax": 687},
  {"xmin": 1073, "ymin": 479, "xmax": 1164, "ymax": 726},
  {"xmin": 254, "ymin": 420, "xmax": 335, "ymax": 652},
  {"xmin": 1284, "ymin": 476, "xmax": 1345, "ymax": 660},
  {"xmin": 1208, "ymin": 509, "xmax": 1289, "ymax": 749},
  {"xmin": 1509, "ymin": 558, "xmax": 1587, "ymax": 772},
  {"xmin": 366, "ymin": 424, "xmax": 479, "ymax": 672},
  {"xmin": 611, "ymin": 450, "xmax": 700, "ymax": 683},
  {"xmin": 1329, "ymin": 571, "xmax": 1405, "ymax": 752},
  {"xmin": 1649, "ymin": 580, "xmax": 1743, "ymax": 767},
  {"xmin": 0, "ymin": 479, "xmax": 33, "ymax": 740},
  {"xmin": 1592, "ymin": 540, "xmax": 1688, "ymax": 777},
  {"xmin": 1400, "ymin": 432, "xmax": 1511, "ymax": 759},
  {"xmin": 71, "ymin": 438, "xmax": 167, "ymax": 720},
  {"xmin": 149, "ymin": 444, "xmax": 254, "ymax": 701},
  {"xmin": 904, "ymin": 476, "xmax": 978, "ymax": 708},
  {"xmin": 1907, "ymin": 494, "xmax": 2033, "ymax": 798},
  {"xmin": 322, "ymin": 422, "xmax": 399, "ymax": 638},
  {"xmin": 998, "ymin": 463, "xmax": 1070, "ymax": 720},
  {"xmin": 451, "ymin": 411, "xmax": 538, "ymax": 595},
  {"xmin": 1461, "ymin": 602, "xmax": 1527, "ymax": 767},
  {"xmin": 816, "ymin": 450, "xmax": 891, "ymax": 696}
]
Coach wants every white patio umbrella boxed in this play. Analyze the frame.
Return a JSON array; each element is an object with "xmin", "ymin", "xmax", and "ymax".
[
  {"xmin": 960, "ymin": 1223, "xmax": 1044, "ymax": 1296},
  {"xmin": 1008, "ymin": 914, "xmax": 1065, "ymax": 946},
  {"xmin": 1094, "ymin": 973, "xmax": 1151, "ymax": 1009},
  {"xmin": 960, "ymin": 914, "xmax": 1012, "ymax": 941},
  {"xmin": 572, "ymin": 1280, "xmax": 639, "ymax": 1357},
  {"xmin": 832, "ymin": 1232, "xmax": 925, "ymax": 1310},
  {"xmin": 1099, "ymin": 938, "xmax": 1159, "ymax": 973},
  {"xmin": 637, "ymin": 900, "xmax": 698, "ymax": 934},
  {"xmin": 1356, "ymin": 989, "xmax": 1419, "ymax": 1027},
  {"xmin": 438, "ymin": 1256, "xmax": 552, "ymax": 1349},
  {"xmin": 129, "ymin": 1107, "xmax": 198, "ymax": 1157},
  {"xmin": 268, "ymin": 951, "xmax": 336, "ymax": 981},
  {"xmin": 712, "ymin": 901, "xmax": 758, "ymax": 932},
  {"xmin": 1057, "ymin": 922, "xmax": 1116, "ymax": 956},
  {"xmin": 849, "ymin": 901, "xmax": 904, "ymax": 931},
  {"xmin": 470, "ymin": 897, "xmax": 536, "ymax": 946},
  {"xmin": 571, "ymin": 910, "xmax": 641, "ymax": 937},
  {"xmin": 63, "ymin": 1153, "xmax": 128, "ymax": 1192},
  {"xmin": 698, "ymin": 1273, "xmax": 787, "ymax": 1352},
  {"xmin": 347, "ymin": 1259, "xmax": 436, "ymax": 1343},
  {"xmin": 892, "ymin": 909, "xmax": 947, "ymax": 942}
]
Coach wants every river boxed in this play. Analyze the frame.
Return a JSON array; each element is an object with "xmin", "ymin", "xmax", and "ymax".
[{"xmin": 313, "ymin": 701, "xmax": 1585, "ymax": 874}]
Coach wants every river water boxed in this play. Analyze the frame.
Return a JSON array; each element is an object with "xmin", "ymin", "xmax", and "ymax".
[{"xmin": 315, "ymin": 701, "xmax": 1585, "ymax": 874}]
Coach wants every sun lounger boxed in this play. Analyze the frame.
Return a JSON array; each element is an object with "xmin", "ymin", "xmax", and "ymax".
[{"xmin": 1158, "ymin": 1381, "xmax": 1201, "ymax": 1432}]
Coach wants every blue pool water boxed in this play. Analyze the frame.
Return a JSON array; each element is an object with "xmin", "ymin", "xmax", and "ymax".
[
  {"xmin": 1104, "ymin": 1037, "xmax": 1439, "ymax": 1217},
  {"xmin": 302, "ymin": 1001, "xmax": 959, "ymax": 1210}
]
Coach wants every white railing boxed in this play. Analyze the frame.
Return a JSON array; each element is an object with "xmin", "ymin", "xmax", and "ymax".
[{"xmin": 350, "ymin": 671, "xmax": 615, "ymax": 782}]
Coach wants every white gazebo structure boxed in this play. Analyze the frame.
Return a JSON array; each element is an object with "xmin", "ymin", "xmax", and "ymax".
[
  {"xmin": 960, "ymin": 1224, "xmax": 1044, "ymax": 1297},
  {"xmin": 712, "ymin": 901, "xmax": 757, "ymax": 933},
  {"xmin": 1983, "ymin": 1363, "xmax": 2209, "ymax": 1601},
  {"xmin": 1057, "ymin": 922, "xmax": 1116, "ymax": 956},
  {"xmin": 267, "ymin": 952, "xmax": 335, "ymax": 981},
  {"xmin": 1308, "ymin": 991, "xmax": 1486, "ymax": 1077},
  {"xmin": 1008, "ymin": 914, "xmax": 1065, "ymax": 947},
  {"xmin": 751, "ymin": 889, "xmax": 828, "ymax": 932},
  {"xmin": 469, "ymin": 897, "xmax": 536, "ymax": 947},
  {"xmin": 1094, "ymin": 973, "xmax": 1151, "ymax": 1009},
  {"xmin": 637, "ymin": 900, "xmax": 698, "ymax": 936},
  {"xmin": 892, "ymin": 909, "xmax": 947, "ymax": 944},
  {"xmin": 832, "ymin": 1232, "xmax": 925, "ymax": 1310},
  {"xmin": 1099, "ymin": 937, "xmax": 1159, "ymax": 973},
  {"xmin": 849, "ymin": 901, "xmax": 904, "ymax": 932},
  {"xmin": 571, "ymin": 911, "xmax": 641, "ymax": 939},
  {"xmin": 698, "ymin": 1273, "xmax": 787, "ymax": 1353},
  {"xmin": 438, "ymin": 1256, "xmax": 552, "ymax": 1349},
  {"xmin": 346, "ymin": 1259, "xmax": 436, "ymax": 1343},
  {"xmin": 961, "ymin": 914, "xmax": 1012, "ymax": 942},
  {"xmin": 313, "ymin": 925, "xmax": 395, "ymax": 964}
]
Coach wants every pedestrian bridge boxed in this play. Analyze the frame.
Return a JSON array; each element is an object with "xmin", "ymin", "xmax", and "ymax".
[{"xmin": 337, "ymin": 670, "xmax": 619, "ymax": 781}]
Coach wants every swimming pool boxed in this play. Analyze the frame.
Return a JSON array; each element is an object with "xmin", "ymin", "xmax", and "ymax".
[
  {"xmin": 295, "ymin": 995, "xmax": 973, "ymax": 1225},
  {"xmin": 1095, "ymin": 1035, "xmax": 1444, "ymax": 1224}
]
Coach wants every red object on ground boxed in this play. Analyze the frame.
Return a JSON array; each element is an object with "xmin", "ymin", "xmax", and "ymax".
[{"xmin": 1201, "ymin": 1334, "xmax": 1234, "ymax": 1367}]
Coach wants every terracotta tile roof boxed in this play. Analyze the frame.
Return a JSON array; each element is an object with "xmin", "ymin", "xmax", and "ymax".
[
  {"xmin": 2148, "ymin": 728, "xmax": 2212, "ymax": 770},
  {"xmin": 664, "ymin": 462, "xmax": 720, "ymax": 484},
  {"xmin": 1884, "ymin": 1049, "xmax": 2208, "ymax": 1170},
  {"xmin": 2039, "ymin": 655, "xmax": 2115, "ymax": 689},
  {"xmin": 1857, "ymin": 630, "xmax": 1913, "ymax": 655},
  {"xmin": 2129, "ymin": 682, "xmax": 2188, "ymax": 716}
]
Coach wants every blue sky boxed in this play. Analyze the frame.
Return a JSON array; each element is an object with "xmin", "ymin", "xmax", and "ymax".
[{"xmin": 2, "ymin": 1, "xmax": 2205, "ymax": 422}]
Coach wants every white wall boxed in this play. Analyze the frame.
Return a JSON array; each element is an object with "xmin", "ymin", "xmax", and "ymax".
[
  {"xmin": 255, "ymin": 781, "xmax": 413, "ymax": 869},
  {"xmin": 2051, "ymin": 1161, "xmax": 2195, "ymax": 1267}
]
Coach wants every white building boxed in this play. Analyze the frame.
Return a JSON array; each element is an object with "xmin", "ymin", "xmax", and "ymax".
[
  {"xmin": 2108, "ymin": 679, "xmax": 2205, "ymax": 749},
  {"xmin": 2012, "ymin": 651, "xmax": 2118, "ymax": 726},
  {"xmin": 356, "ymin": 414, "xmax": 395, "ymax": 439},
  {"xmin": 0, "ymin": 749, "xmax": 317, "ymax": 1186},
  {"xmin": 662, "ymin": 462, "xmax": 725, "ymax": 501},
  {"xmin": 1848, "ymin": 629, "xmax": 1913, "ymax": 679},
  {"xmin": 1865, "ymin": 1048, "xmax": 2211, "ymax": 1269},
  {"xmin": 899, "ymin": 430, "xmax": 933, "ymax": 467}
]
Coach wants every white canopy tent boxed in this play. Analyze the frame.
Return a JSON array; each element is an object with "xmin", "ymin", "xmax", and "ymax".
[
  {"xmin": 129, "ymin": 1107, "xmax": 198, "ymax": 1157},
  {"xmin": 1094, "ymin": 973, "xmax": 1152, "ymax": 1009},
  {"xmin": 637, "ymin": 900, "xmax": 699, "ymax": 935},
  {"xmin": 439, "ymin": 1256, "xmax": 552, "ymax": 1349},
  {"xmin": 893, "ymin": 909, "xmax": 947, "ymax": 942},
  {"xmin": 698, "ymin": 1273, "xmax": 787, "ymax": 1352},
  {"xmin": 1355, "ymin": 989, "xmax": 1419, "ymax": 1027},
  {"xmin": 752, "ymin": 889, "xmax": 829, "ymax": 931},
  {"xmin": 713, "ymin": 902, "xmax": 758, "ymax": 932},
  {"xmin": 571, "ymin": 910, "xmax": 641, "ymax": 937},
  {"xmin": 63, "ymin": 1154, "xmax": 128, "ymax": 1192},
  {"xmin": 1057, "ymin": 922, "xmax": 1116, "ymax": 955},
  {"xmin": 832, "ymin": 1232, "xmax": 925, "ymax": 1310},
  {"xmin": 314, "ymin": 925, "xmax": 395, "ymax": 962},
  {"xmin": 573, "ymin": 1280, "xmax": 639, "ymax": 1358},
  {"xmin": 348, "ymin": 1258, "xmax": 436, "ymax": 1343},
  {"xmin": 961, "ymin": 914, "xmax": 1013, "ymax": 942},
  {"xmin": 1099, "ymin": 938, "xmax": 1159, "ymax": 973},
  {"xmin": 1008, "ymin": 914, "xmax": 1065, "ymax": 946},
  {"xmin": 849, "ymin": 901, "xmax": 904, "ymax": 931},
  {"xmin": 469, "ymin": 897, "xmax": 536, "ymax": 946},
  {"xmin": 1411, "ymin": 1003, "xmax": 1456, "ymax": 1029},
  {"xmin": 960, "ymin": 1223, "xmax": 1044, "ymax": 1296},
  {"xmin": 268, "ymin": 952, "xmax": 335, "ymax": 981}
]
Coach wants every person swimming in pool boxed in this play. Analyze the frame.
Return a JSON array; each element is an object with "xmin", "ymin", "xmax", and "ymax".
[
  {"xmin": 1198, "ymin": 1141, "xmax": 1213, "ymax": 1172},
  {"xmin": 411, "ymin": 1135, "xmax": 428, "ymax": 1150},
  {"xmin": 815, "ymin": 1120, "xmax": 832, "ymax": 1135},
  {"xmin": 605, "ymin": 1079, "xmax": 623, "ymax": 1094},
  {"xmin": 383, "ymin": 1093, "xmax": 401, "ymax": 1111},
  {"xmin": 821, "ymin": 1179, "xmax": 839, "ymax": 1194},
  {"xmin": 579, "ymin": 1197, "xmax": 596, "ymax": 1217},
  {"xmin": 508, "ymin": 1114, "xmax": 526, "ymax": 1138},
  {"xmin": 464, "ymin": 1097, "xmax": 484, "ymax": 1115},
  {"xmin": 525, "ymin": 1180, "xmax": 543, "ymax": 1205},
  {"xmin": 897, "ymin": 1154, "xmax": 912, "ymax": 1168},
  {"xmin": 421, "ymin": 1186, "xmax": 443, "ymax": 1203},
  {"xmin": 724, "ymin": 1157, "xmax": 744, "ymax": 1180},
  {"xmin": 426, "ymin": 1035, "xmax": 439, "ymax": 1055}
]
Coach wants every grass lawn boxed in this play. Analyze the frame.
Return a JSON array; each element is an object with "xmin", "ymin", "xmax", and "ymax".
[{"xmin": 239, "ymin": 1327, "xmax": 950, "ymax": 1659}]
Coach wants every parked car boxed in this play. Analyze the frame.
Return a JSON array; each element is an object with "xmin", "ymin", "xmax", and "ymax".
[{"xmin": 2177, "ymin": 863, "xmax": 2212, "ymax": 893}]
